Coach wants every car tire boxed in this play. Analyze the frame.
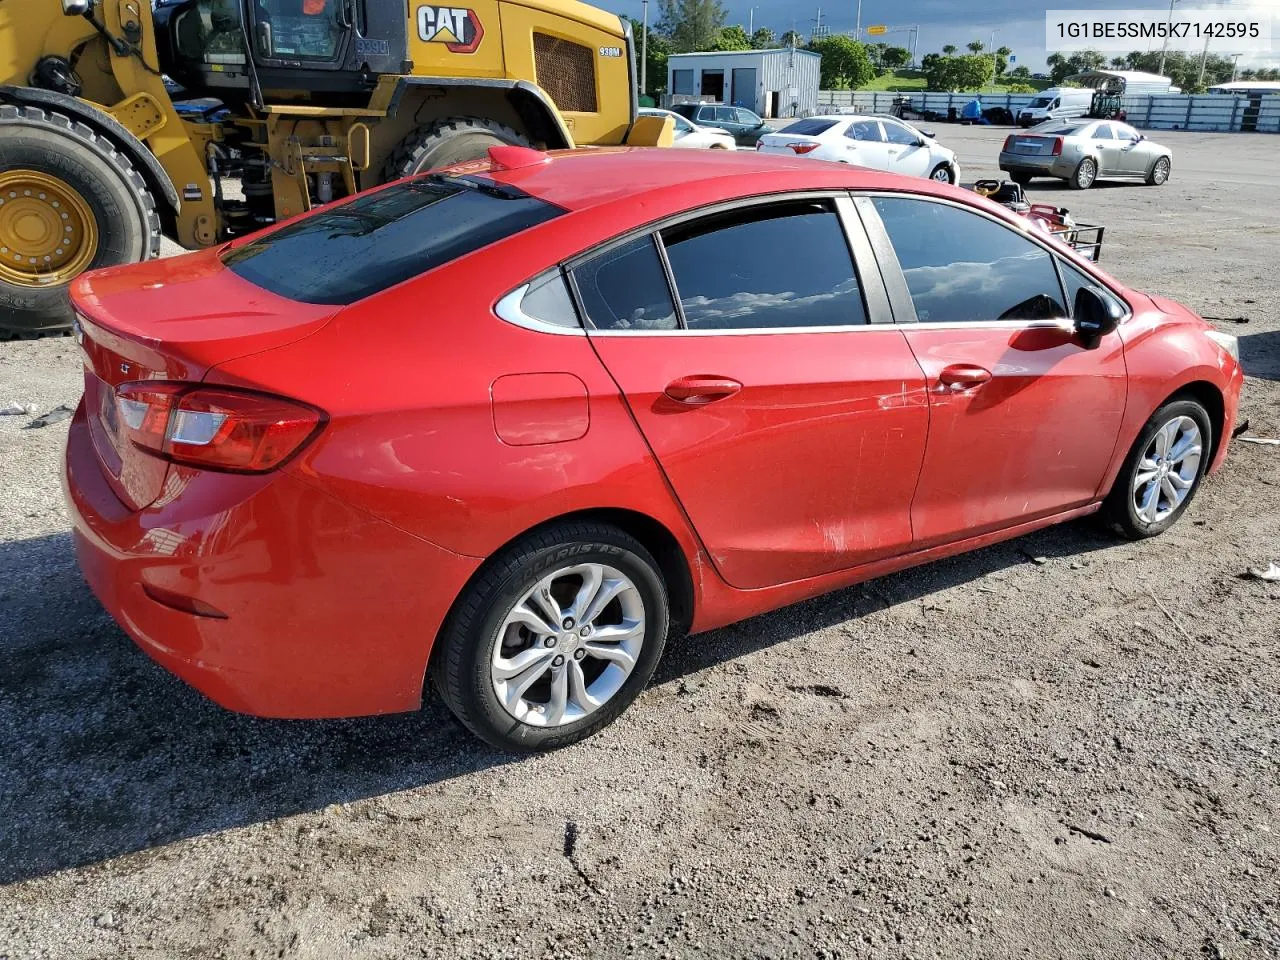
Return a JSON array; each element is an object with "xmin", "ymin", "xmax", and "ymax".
[
  {"xmin": 430, "ymin": 522, "xmax": 670, "ymax": 751},
  {"xmin": 1145, "ymin": 155, "xmax": 1171, "ymax": 186},
  {"xmin": 1069, "ymin": 157, "xmax": 1097, "ymax": 190},
  {"xmin": 1101, "ymin": 398, "xmax": 1212, "ymax": 540},
  {"xmin": 1009, "ymin": 172, "xmax": 1033, "ymax": 186},
  {"xmin": 929, "ymin": 163, "xmax": 955, "ymax": 184}
]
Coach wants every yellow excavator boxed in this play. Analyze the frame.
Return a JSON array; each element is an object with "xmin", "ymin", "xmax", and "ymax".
[{"xmin": 0, "ymin": 0, "xmax": 670, "ymax": 337}]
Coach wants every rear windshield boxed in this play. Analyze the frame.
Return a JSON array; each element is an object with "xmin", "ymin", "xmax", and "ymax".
[
  {"xmin": 779, "ymin": 118, "xmax": 837, "ymax": 136},
  {"xmin": 221, "ymin": 177, "xmax": 563, "ymax": 305}
]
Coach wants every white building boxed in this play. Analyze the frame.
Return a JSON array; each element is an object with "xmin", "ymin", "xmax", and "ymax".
[
  {"xmin": 1067, "ymin": 69, "xmax": 1180, "ymax": 96},
  {"xmin": 666, "ymin": 48, "xmax": 822, "ymax": 118},
  {"xmin": 1208, "ymin": 81, "xmax": 1280, "ymax": 95}
]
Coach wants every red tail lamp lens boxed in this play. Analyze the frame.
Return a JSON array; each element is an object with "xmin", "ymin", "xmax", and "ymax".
[
  {"xmin": 1051, "ymin": 136, "xmax": 1064, "ymax": 156},
  {"xmin": 1003, "ymin": 135, "xmax": 1014, "ymax": 151},
  {"xmin": 114, "ymin": 382, "xmax": 324, "ymax": 473},
  {"xmin": 788, "ymin": 142, "xmax": 819, "ymax": 154}
]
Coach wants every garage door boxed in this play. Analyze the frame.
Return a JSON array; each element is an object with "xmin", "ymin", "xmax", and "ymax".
[{"xmin": 731, "ymin": 68, "xmax": 756, "ymax": 108}]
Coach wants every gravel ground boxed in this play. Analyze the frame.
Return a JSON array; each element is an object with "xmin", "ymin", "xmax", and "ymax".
[{"xmin": 1, "ymin": 126, "xmax": 1278, "ymax": 960}]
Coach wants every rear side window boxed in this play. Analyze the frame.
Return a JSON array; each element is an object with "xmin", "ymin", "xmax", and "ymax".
[
  {"xmin": 221, "ymin": 177, "xmax": 563, "ymax": 305},
  {"xmin": 661, "ymin": 199, "xmax": 867, "ymax": 330},
  {"xmin": 871, "ymin": 197, "xmax": 1066, "ymax": 323},
  {"xmin": 1092, "ymin": 123, "xmax": 1115, "ymax": 139},
  {"xmin": 573, "ymin": 236, "xmax": 678, "ymax": 332},
  {"xmin": 780, "ymin": 118, "xmax": 837, "ymax": 136}
]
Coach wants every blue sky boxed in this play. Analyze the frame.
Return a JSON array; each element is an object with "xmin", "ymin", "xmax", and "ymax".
[{"xmin": 615, "ymin": 0, "xmax": 1280, "ymax": 73}]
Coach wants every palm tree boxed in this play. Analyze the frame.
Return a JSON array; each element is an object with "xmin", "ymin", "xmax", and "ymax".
[
  {"xmin": 967, "ymin": 40, "xmax": 984, "ymax": 53},
  {"xmin": 1110, "ymin": 56, "xmax": 1126, "ymax": 69},
  {"xmin": 942, "ymin": 44, "xmax": 957, "ymax": 56}
]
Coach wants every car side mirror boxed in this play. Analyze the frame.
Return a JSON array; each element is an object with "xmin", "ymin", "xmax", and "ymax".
[
  {"xmin": 919, "ymin": 129, "xmax": 935, "ymax": 139},
  {"xmin": 1074, "ymin": 286, "xmax": 1122, "ymax": 348},
  {"xmin": 62, "ymin": 0, "xmax": 90, "ymax": 14}
]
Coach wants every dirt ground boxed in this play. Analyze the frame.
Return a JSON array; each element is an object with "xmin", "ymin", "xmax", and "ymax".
[{"xmin": 1, "ymin": 125, "xmax": 1278, "ymax": 960}]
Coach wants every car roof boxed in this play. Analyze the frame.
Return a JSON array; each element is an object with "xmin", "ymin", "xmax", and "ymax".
[{"xmin": 450, "ymin": 147, "xmax": 958, "ymax": 215}]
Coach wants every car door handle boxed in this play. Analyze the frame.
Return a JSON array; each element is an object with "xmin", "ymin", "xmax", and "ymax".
[
  {"xmin": 664, "ymin": 375, "xmax": 743, "ymax": 404},
  {"xmin": 937, "ymin": 364, "xmax": 992, "ymax": 391}
]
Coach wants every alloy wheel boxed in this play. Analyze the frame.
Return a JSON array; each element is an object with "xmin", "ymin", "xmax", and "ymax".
[
  {"xmin": 1132, "ymin": 415, "xmax": 1202, "ymax": 524},
  {"xmin": 932, "ymin": 166, "xmax": 952, "ymax": 183},
  {"xmin": 491, "ymin": 563, "xmax": 646, "ymax": 727}
]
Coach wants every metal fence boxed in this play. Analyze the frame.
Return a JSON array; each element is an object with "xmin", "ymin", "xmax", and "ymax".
[{"xmin": 815, "ymin": 90, "xmax": 1280, "ymax": 133}]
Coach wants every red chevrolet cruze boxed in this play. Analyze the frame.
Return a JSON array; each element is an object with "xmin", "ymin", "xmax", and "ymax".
[{"xmin": 64, "ymin": 147, "xmax": 1243, "ymax": 750}]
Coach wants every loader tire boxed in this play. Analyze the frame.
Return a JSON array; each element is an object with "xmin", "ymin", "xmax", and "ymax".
[
  {"xmin": 382, "ymin": 117, "xmax": 530, "ymax": 181},
  {"xmin": 0, "ymin": 105, "xmax": 160, "ymax": 339}
]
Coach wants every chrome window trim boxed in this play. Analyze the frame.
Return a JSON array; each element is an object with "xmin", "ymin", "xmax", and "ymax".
[
  {"xmin": 584, "ymin": 324, "xmax": 905, "ymax": 338},
  {"xmin": 855, "ymin": 190, "xmax": 1133, "ymax": 327},
  {"xmin": 494, "ymin": 274, "xmax": 587, "ymax": 337}
]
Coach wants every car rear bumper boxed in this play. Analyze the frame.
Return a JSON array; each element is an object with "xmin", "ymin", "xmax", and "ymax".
[
  {"xmin": 63, "ymin": 400, "xmax": 481, "ymax": 719},
  {"xmin": 998, "ymin": 151, "xmax": 1077, "ymax": 178}
]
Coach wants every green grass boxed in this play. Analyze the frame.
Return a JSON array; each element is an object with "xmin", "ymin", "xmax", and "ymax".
[{"xmin": 857, "ymin": 69, "xmax": 1052, "ymax": 93}]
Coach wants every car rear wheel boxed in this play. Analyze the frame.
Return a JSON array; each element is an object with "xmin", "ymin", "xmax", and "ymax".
[
  {"xmin": 929, "ymin": 163, "xmax": 955, "ymax": 184},
  {"xmin": 1146, "ymin": 155, "xmax": 1171, "ymax": 186},
  {"xmin": 1069, "ymin": 157, "xmax": 1097, "ymax": 190},
  {"xmin": 1102, "ymin": 399, "xmax": 1212, "ymax": 539},
  {"xmin": 431, "ymin": 522, "xmax": 670, "ymax": 751}
]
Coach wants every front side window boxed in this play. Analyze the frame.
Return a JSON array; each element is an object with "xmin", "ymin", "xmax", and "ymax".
[
  {"xmin": 222, "ymin": 177, "xmax": 562, "ymax": 304},
  {"xmin": 573, "ymin": 236, "xmax": 678, "ymax": 332},
  {"xmin": 660, "ymin": 200, "xmax": 867, "ymax": 330},
  {"xmin": 1059, "ymin": 260, "xmax": 1126, "ymax": 318},
  {"xmin": 881, "ymin": 121, "xmax": 919, "ymax": 145},
  {"xmin": 871, "ymin": 197, "xmax": 1066, "ymax": 324},
  {"xmin": 255, "ymin": 0, "xmax": 343, "ymax": 59}
]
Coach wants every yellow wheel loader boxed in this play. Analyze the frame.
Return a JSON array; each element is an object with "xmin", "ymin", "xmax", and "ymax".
[{"xmin": 0, "ymin": 0, "xmax": 671, "ymax": 337}]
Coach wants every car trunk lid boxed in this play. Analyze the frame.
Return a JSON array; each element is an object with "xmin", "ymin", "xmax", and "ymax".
[
  {"xmin": 1006, "ymin": 134, "xmax": 1058, "ymax": 156},
  {"xmin": 72, "ymin": 249, "xmax": 338, "ymax": 509},
  {"xmin": 757, "ymin": 132, "xmax": 821, "ymax": 154}
]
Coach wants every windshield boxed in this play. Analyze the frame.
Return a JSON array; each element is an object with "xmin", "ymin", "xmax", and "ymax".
[
  {"xmin": 222, "ymin": 177, "xmax": 564, "ymax": 304},
  {"xmin": 1029, "ymin": 96, "xmax": 1053, "ymax": 108},
  {"xmin": 779, "ymin": 118, "xmax": 837, "ymax": 136}
]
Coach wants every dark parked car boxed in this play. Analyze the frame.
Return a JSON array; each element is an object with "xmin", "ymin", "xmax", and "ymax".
[{"xmin": 670, "ymin": 103, "xmax": 769, "ymax": 144}]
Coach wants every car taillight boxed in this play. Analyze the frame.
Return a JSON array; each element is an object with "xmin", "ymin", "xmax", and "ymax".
[
  {"xmin": 1003, "ymin": 135, "xmax": 1014, "ymax": 151},
  {"xmin": 755, "ymin": 141, "xmax": 763, "ymax": 151},
  {"xmin": 114, "ymin": 382, "xmax": 324, "ymax": 473},
  {"xmin": 788, "ymin": 142, "xmax": 818, "ymax": 154},
  {"xmin": 1051, "ymin": 137, "xmax": 1064, "ymax": 156}
]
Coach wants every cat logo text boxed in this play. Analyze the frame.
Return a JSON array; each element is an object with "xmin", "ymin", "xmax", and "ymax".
[{"xmin": 416, "ymin": 6, "xmax": 484, "ymax": 54}]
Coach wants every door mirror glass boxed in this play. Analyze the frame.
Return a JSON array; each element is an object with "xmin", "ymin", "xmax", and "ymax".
[
  {"xmin": 1073, "ymin": 286, "xmax": 1122, "ymax": 347},
  {"xmin": 61, "ymin": 0, "xmax": 90, "ymax": 14}
]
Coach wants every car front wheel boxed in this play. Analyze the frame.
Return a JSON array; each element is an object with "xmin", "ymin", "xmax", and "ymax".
[
  {"xmin": 1102, "ymin": 398, "xmax": 1212, "ymax": 539},
  {"xmin": 1146, "ymin": 155, "xmax": 1172, "ymax": 185},
  {"xmin": 431, "ymin": 522, "xmax": 670, "ymax": 751},
  {"xmin": 929, "ymin": 163, "xmax": 955, "ymax": 184}
]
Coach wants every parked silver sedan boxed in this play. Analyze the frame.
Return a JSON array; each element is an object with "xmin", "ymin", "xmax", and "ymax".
[{"xmin": 998, "ymin": 119, "xmax": 1172, "ymax": 190}]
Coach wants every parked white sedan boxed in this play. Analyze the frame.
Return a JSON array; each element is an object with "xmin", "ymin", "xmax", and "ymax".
[
  {"xmin": 639, "ymin": 108, "xmax": 736, "ymax": 151},
  {"xmin": 756, "ymin": 114, "xmax": 960, "ymax": 183}
]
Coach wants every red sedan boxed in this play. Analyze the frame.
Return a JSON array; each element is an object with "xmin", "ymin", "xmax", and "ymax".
[{"xmin": 64, "ymin": 146, "xmax": 1243, "ymax": 751}]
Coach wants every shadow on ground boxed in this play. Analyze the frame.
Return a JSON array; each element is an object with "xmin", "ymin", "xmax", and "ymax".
[
  {"xmin": 0, "ymin": 520, "xmax": 1118, "ymax": 885},
  {"xmin": 1239, "ymin": 329, "xmax": 1280, "ymax": 383}
]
